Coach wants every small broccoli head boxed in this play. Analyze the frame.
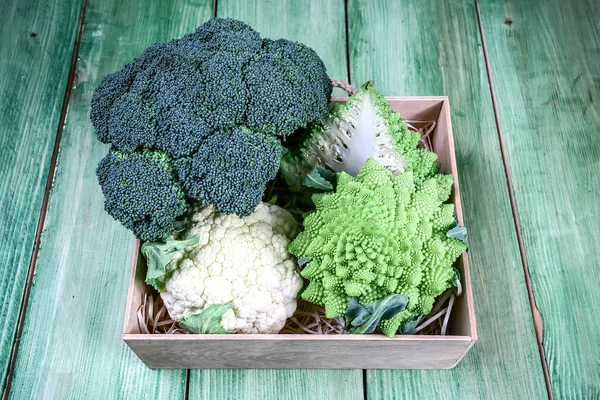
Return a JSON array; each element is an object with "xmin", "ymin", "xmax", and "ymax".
[
  {"xmin": 175, "ymin": 126, "xmax": 283, "ymax": 216},
  {"xmin": 107, "ymin": 92, "xmax": 156, "ymax": 152},
  {"xmin": 90, "ymin": 64, "xmax": 136, "ymax": 143},
  {"xmin": 244, "ymin": 39, "xmax": 332, "ymax": 138},
  {"xmin": 90, "ymin": 42, "xmax": 171, "ymax": 144},
  {"xmin": 96, "ymin": 149, "xmax": 187, "ymax": 241}
]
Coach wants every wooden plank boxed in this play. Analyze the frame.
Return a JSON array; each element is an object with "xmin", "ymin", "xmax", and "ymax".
[
  {"xmin": 0, "ymin": 0, "xmax": 82, "ymax": 389},
  {"xmin": 186, "ymin": 1, "xmax": 362, "ymax": 399},
  {"xmin": 6, "ymin": 0, "xmax": 214, "ymax": 398},
  {"xmin": 191, "ymin": 370, "xmax": 361, "ymax": 400},
  {"xmin": 478, "ymin": 0, "xmax": 600, "ymax": 397},
  {"xmin": 347, "ymin": 0, "xmax": 549, "ymax": 398}
]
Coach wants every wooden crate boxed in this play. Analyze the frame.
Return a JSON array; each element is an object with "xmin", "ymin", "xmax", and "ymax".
[{"xmin": 122, "ymin": 97, "xmax": 477, "ymax": 369}]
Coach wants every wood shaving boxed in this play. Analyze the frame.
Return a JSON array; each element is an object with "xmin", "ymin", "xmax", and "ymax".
[
  {"xmin": 138, "ymin": 284, "xmax": 460, "ymax": 336},
  {"xmin": 137, "ymin": 293, "xmax": 189, "ymax": 335},
  {"xmin": 280, "ymin": 300, "xmax": 345, "ymax": 334}
]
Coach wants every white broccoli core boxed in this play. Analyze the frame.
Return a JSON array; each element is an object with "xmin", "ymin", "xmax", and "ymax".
[{"xmin": 313, "ymin": 92, "xmax": 406, "ymax": 176}]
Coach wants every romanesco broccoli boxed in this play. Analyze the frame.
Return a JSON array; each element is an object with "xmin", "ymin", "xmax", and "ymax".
[{"xmin": 288, "ymin": 159, "xmax": 466, "ymax": 337}]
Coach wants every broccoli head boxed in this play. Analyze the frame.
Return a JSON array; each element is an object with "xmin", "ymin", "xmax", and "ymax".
[
  {"xmin": 96, "ymin": 150, "xmax": 187, "ymax": 241},
  {"xmin": 90, "ymin": 18, "xmax": 332, "ymax": 239},
  {"xmin": 91, "ymin": 18, "xmax": 331, "ymax": 148},
  {"xmin": 281, "ymin": 81, "xmax": 437, "ymax": 191},
  {"xmin": 288, "ymin": 159, "xmax": 466, "ymax": 337}
]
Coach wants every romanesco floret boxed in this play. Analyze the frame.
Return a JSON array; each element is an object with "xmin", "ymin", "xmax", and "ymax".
[
  {"xmin": 280, "ymin": 81, "xmax": 439, "ymax": 191},
  {"xmin": 96, "ymin": 149, "xmax": 186, "ymax": 241},
  {"xmin": 174, "ymin": 126, "xmax": 283, "ymax": 216},
  {"xmin": 90, "ymin": 18, "xmax": 332, "ymax": 240},
  {"xmin": 288, "ymin": 159, "xmax": 466, "ymax": 337}
]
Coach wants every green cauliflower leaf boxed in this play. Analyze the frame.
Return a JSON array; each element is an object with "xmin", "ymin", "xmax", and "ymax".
[
  {"xmin": 142, "ymin": 235, "xmax": 200, "ymax": 290},
  {"xmin": 180, "ymin": 303, "xmax": 233, "ymax": 334}
]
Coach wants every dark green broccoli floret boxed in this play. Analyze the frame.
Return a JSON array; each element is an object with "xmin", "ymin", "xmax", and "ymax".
[
  {"xmin": 108, "ymin": 93, "xmax": 155, "ymax": 151},
  {"xmin": 91, "ymin": 18, "xmax": 332, "ymax": 239},
  {"xmin": 90, "ymin": 64, "xmax": 136, "ymax": 143},
  {"xmin": 244, "ymin": 39, "xmax": 332, "ymax": 138},
  {"xmin": 175, "ymin": 126, "xmax": 282, "ymax": 216},
  {"xmin": 96, "ymin": 150, "xmax": 187, "ymax": 241},
  {"xmin": 154, "ymin": 106, "xmax": 208, "ymax": 158},
  {"xmin": 183, "ymin": 17, "xmax": 262, "ymax": 59},
  {"xmin": 91, "ymin": 42, "xmax": 169, "ymax": 144}
]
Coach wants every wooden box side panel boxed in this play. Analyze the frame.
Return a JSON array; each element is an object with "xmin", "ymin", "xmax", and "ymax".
[
  {"xmin": 123, "ymin": 335, "xmax": 472, "ymax": 370},
  {"xmin": 123, "ymin": 240, "xmax": 153, "ymax": 334},
  {"xmin": 386, "ymin": 97, "xmax": 476, "ymax": 339},
  {"xmin": 435, "ymin": 99, "xmax": 477, "ymax": 340}
]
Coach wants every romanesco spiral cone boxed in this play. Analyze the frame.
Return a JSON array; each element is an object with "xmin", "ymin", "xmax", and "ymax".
[{"xmin": 288, "ymin": 159, "xmax": 466, "ymax": 337}]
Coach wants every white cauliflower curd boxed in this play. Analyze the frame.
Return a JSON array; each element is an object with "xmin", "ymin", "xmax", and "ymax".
[{"xmin": 160, "ymin": 202, "xmax": 304, "ymax": 334}]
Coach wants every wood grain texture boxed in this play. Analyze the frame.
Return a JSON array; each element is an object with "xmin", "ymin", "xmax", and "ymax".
[
  {"xmin": 0, "ymin": 0, "xmax": 81, "ymax": 388},
  {"xmin": 478, "ymin": 0, "xmax": 600, "ymax": 397},
  {"xmin": 191, "ymin": 369, "xmax": 361, "ymax": 400},
  {"xmin": 348, "ymin": 0, "xmax": 548, "ymax": 398},
  {"xmin": 7, "ymin": 0, "xmax": 214, "ymax": 398},
  {"xmin": 185, "ymin": 1, "xmax": 362, "ymax": 398},
  {"xmin": 125, "ymin": 334, "xmax": 472, "ymax": 369}
]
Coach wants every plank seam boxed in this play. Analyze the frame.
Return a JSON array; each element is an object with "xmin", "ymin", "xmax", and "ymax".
[
  {"xmin": 344, "ymin": 0, "xmax": 352, "ymax": 85},
  {"xmin": 0, "ymin": 0, "xmax": 88, "ymax": 397},
  {"xmin": 362, "ymin": 369, "xmax": 368, "ymax": 400},
  {"xmin": 474, "ymin": 1, "xmax": 553, "ymax": 399},
  {"xmin": 184, "ymin": 369, "xmax": 190, "ymax": 400}
]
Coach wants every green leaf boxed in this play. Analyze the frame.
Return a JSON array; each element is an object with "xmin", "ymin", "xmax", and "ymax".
[
  {"xmin": 180, "ymin": 303, "xmax": 233, "ymax": 334},
  {"xmin": 449, "ymin": 267, "xmax": 461, "ymax": 288},
  {"xmin": 314, "ymin": 165, "xmax": 337, "ymax": 184},
  {"xmin": 297, "ymin": 256, "xmax": 312, "ymax": 269},
  {"xmin": 447, "ymin": 223, "xmax": 468, "ymax": 246},
  {"xmin": 399, "ymin": 315, "xmax": 420, "ymax": 335},
  {"xmin": 345, "ymin": 294, "xmax": 409, "ymax": 335},
  {"xmin": 142, "ymin": 235, "xmax": 200, "ymax": 290},
  {"xmin": 171, "ymin": 220, "xmax": 188, "ymax": 234},
  {"xmin": 346, "ymin": 297, "xmax": 371, "ymax": 327},
  {"xmin": 267, "ymin": 195, "xmax": 279, "ymax": 205},
  {"xmin": 302, "ymin": 165, "xmax": 337, "ymax": 192}
]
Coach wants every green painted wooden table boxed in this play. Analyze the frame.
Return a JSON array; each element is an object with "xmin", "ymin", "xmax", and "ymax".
[{"xmin": 1, "ymin": 0, "xmax": 598, "ymax": 398}]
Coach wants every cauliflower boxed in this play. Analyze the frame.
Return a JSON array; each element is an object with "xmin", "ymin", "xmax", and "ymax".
[{"xmin": 157, "ymin": 202, "xmax": 303, "ymax": 334}]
